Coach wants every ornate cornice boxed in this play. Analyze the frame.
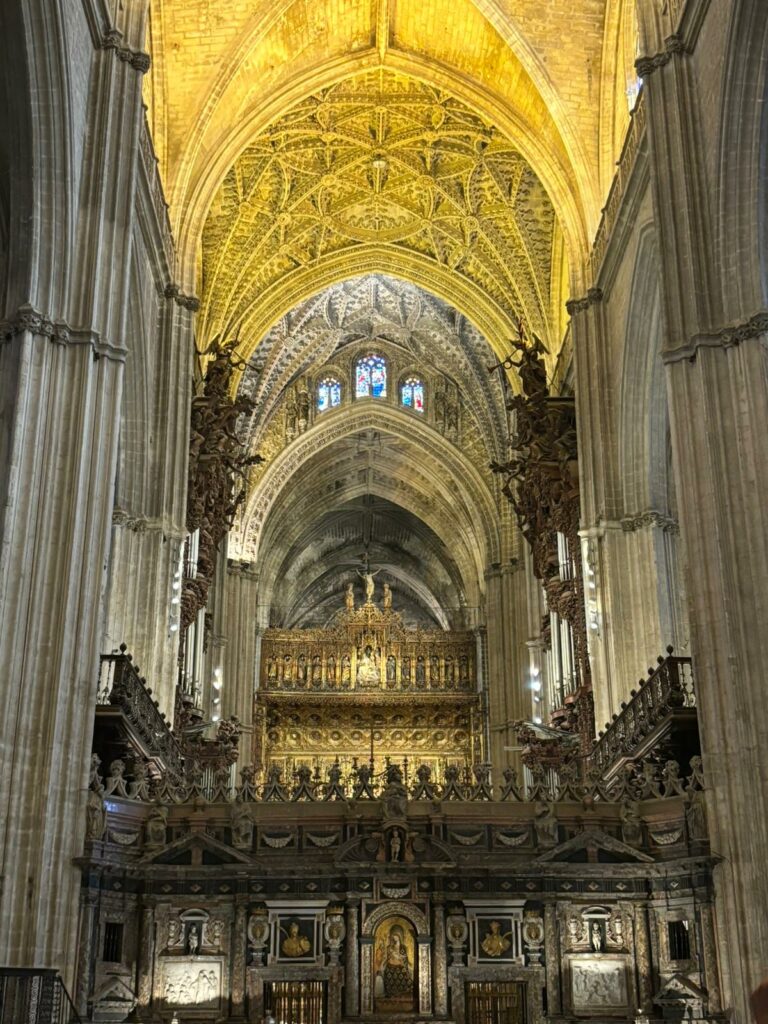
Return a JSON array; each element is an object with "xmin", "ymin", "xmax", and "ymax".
[
  {"xmin": 663, "ymin": 310, "xmax": 768, "ymax": 364},
  {"xmin": 100, "ymin": 29, "xmax": 151, "ymax": 74},
  {"xmin": 0, "ymin": 304, "xmax": 127, "ymax": 361},
  {"xmin": 620, "ymin": 510, "xmax": 680, "ymax": 535},
  {"xmin": 164, "ymin": 284, "xmax": 200, "ymax": 312},
  {"xmin": 635, "ymin": 34, "xmax": 688, "ymax": 78},
  {"xmin": 565, "ymin": 288, "xmax": 603, "ymax": 317}
]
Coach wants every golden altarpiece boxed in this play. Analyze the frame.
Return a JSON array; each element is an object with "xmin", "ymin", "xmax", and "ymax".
[{"xmin": 255, "ymin": 582, "xmax": 483, "ymax": 780}]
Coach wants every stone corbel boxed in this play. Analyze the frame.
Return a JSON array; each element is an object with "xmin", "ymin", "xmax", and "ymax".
[
  {"xmin": 565, "ymin": 288, "xmax": 603, "ymax": 317},
  {"xmin": 100, "ymin": 28, "xmax": 151, "ymax": 74},
  {"xmin": 164, "ymin": 283, "xmax": 201, "ymax": 312},
  {"xmin": 635, "ymin": 33, "xmax": 688, "ymax": 78}
]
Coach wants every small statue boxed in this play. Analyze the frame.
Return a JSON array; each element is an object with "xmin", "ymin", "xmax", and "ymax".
[
  {"xmin": 188, "ymin": 924, "xmax": 200, "ymax": 955},
  {"xmin": 357, "ymin": 567, "xmax": 381, "ymax": 603},
  {"xmin": 383, "ymin": 582, "xmax": 392, "ymax": 608},
  {"xmin": 146, "ymin": 804, "xmax": 168, "ymax": 847},
  {"xmin": 590, "ymin": 921, "xmax": 603, "ymax": 953},
  {"xmin": 345, "ymin": 582, "xmax": 355, "ymax": 611},
  {"xmin": 389, "ymin": 828, "xmax": 402, "ymax": 861},
  {"xmin": 281, "ymin": 921, "xmax": 310, "ymax": 958}
]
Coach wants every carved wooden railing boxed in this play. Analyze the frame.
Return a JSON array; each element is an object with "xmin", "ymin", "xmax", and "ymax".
[
  {"xmin": 588, "ymin": 648, "xmax": 695, "ymax": 776},
  {"xmin": 97, "ymin": 646, "xmax": 183, "ymax": 776},
  {"xmin": 0, "ymin": 969, "xmax": 81, "ymax": 1024}
]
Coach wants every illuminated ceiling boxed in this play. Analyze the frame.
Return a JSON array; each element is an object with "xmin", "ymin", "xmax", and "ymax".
[
  {"xmin": 147, "ymin": 0, "xmax": 639, "ymax": 295},
  {"xmin": 199, "ymin": 69, "xmax": 561, "ymax": 355}
]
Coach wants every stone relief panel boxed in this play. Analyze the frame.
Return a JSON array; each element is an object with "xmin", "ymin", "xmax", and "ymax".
[
  {"xmin": 158, "ymin": 957, "xmax": 224, "ymax": 1011},
  {"xmin": 569, "ymin": 956, "xmax": 630, "ymax": 1015}
]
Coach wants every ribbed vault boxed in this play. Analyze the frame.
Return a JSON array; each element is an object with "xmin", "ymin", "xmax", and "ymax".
[{"xmin": 199, "ymin": 68, "xmax": 561, "ymax": 355}]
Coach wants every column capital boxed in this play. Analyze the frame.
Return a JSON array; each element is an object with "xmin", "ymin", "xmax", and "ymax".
[
  {"xmin": 99, "ymin": 28, "xmax": 151, "ymax": 74},
  {"xmin": 635, "ymin": 34, "xmax": 688, "ymax": 78},
  {"xmin": 164, "ymin": 283, "xmax": 200, "ymax": 312}
]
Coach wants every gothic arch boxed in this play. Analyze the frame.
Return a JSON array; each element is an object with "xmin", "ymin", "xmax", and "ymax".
[
  {"xmin": 716, "ymin": 0, "xmax": 768, "ymax": 313},
  {"xmin": 234, "ymin": 404, "xmax": 501, "ymax": 569}
]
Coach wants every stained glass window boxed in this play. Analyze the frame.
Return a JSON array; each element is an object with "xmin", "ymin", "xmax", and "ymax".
[
  {"xmin": 317, "ymin": 376, "xmax": 342, "ymax": 412},
  {"xmin": 401, "ymin": 376, "xmax": 425, "ymax": 413},
  {"xmin": 355, "ymin": 354, "xmax": 387, "ymax": 399}
]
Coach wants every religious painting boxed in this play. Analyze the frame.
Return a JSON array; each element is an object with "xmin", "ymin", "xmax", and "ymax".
[
  {"xmin": 160, "ymin": 958, "xmax": 222, "ymax": 1010},
  {"xmin": 373, "ymin": 916, "xmax": 417, "ymax": 1013},
  {"xmin": 571, "ymin": 957, "xmax": 628, "ymax": 1013},
  {"xmin": 277, "ymin": 917, "xmax": 315, "ymax": 961}
]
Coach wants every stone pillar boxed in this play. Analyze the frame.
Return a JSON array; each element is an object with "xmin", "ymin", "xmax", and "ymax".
[
  {"xmin": 544, "ymin": 903, "xmax": 561, "ymax": 1016},
  {"xmin": 633, "ymin": 902, "xmax": 653, "ymax": 1014},
  {"xmin": 0, "ymin": 2, "xmax": 150, "ymax": 984},
  {"xmin": 637, "ymin": 12, "xmax": 768, "ymax": 1019},
  {"xmin": 224, "ymin": 561, "xmax": 261, "ymax": 766},
  {"xmin": 231, "ymin": 902, "xmax": 248, "ymax": 1020},
  {"xmin": 136, "ymin": 904, "xmax": 156, "ymax": 1015},
  {"xmin": 345, "ymin": 901, "xmax": 360, "ymax": 1018},
  {"xmin": 433, "ymin": 899, "xmax": 448, "ymax": 1016},
  {"xmin": 698, "ymin": 897, "xmax": 722, "ymax": 1015},
  {"xmin": 485, "ymin": 560, "xmax": 530, "ymax": 778},
  {"xmin": 104, "ymin": 289, "xmax": 194, "ymax": 717},
  {"xmin": 75, "ymin": 894, "xmax": 98, "ymax": 1019}
]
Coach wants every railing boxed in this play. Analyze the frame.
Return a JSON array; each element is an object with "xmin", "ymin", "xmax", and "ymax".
[
  {"xmin": 98, "ymin": 646, "xmax": 184, "ymax": 776},
  {"xmin": 97, "ymin": 753, "xmax": 702, "ymax": 807},
  {"xmin": 589, "ymin": 648, "xmax": 695, "ymax": 776},
  {"xmin": 0, "ymin": 969, "xmax": 81, "ymax": 1024}
]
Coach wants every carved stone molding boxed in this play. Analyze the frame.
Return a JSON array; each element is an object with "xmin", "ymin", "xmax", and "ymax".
[
  {"xmin": 663, "ymin": 310, "xmax": 768, "ymax": 364},
  {"xmin": 112, "ymin": 506, "xmax": 186, "ymax": 540},
  {"xmin": 164, "ymin": 284, "xmax": 200, "ymax": 312},
  {"xmin": 0, "ymin": 304, "xmax": 127, "ymax": 362},
  {"xmin": 565, "ymin": 288, "xmax": 603, "ymax": 317},
  {"xmin": 635, "ymin": 34, "xmax": 688, "ymax": 78},
  {"xmin": 227, "ymin": 559, "xmax": 260, "ymax": 582},
  {"xmin": 620, "ymin": 510, "xmax": 679, "ymax": 535},
  {"xmin": 100, "ymin": 29, "xmax": 151, "ymax": 74}
]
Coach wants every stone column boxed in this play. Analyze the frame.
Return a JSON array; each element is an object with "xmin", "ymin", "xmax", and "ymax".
[
  {"xmin": 637, "ymin": 11, "xmax": 768, "ymax": 1019},
  {"xmin": 136, "ymin": 904, "xmax": 156, "ymax": 1015},
  {"xmin": 75, "ymin": 893, "xmax": 98, "ymax": 1019},
  {"xmin": 0, "ymin": 2, "xmax": 150, "ymax": 985},
  {"xmin": 104, "ymin": 289, "xmax": 194, "ymax": 718},
  {"xmin": 433, "ymin": 899, "xmax": 448, "ymax": 1016},
  {"xmin": 633, "ymin": 902, "xmax": 653, "ymax": 1014},
  {"xmin": 231, "ymin": 902, "xmax": 248, "ymax": 1020},
  {"xmin": 345, "ymin": 901, "xmax": 360, "ymax": 1018},
  {"xmin": 698, "ymin": 898, "xmax": 722, "ymax": 1015},
  {"xmin": 543, "ymin": 903, "xmax": 561, "ymax": 1016},
  {"xmin": 224, "ymin": 562, "xmax": 261, "ymax": 766}
]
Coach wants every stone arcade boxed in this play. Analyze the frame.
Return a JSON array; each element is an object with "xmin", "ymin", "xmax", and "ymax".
[{"xmin": 1, "ymin": 2, "xmax": 767, "ymax": 1024}]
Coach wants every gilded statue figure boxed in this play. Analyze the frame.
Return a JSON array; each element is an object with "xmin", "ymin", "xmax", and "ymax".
[
  {"xmin": 383, "ymin": 582, "xmax": 392, "ymax": 608},
  {"xmin": 345, "ymin": 582, "xmax": 355, "ymax": 611},
  {"xmin": 281, "ymin": 921, "xmax": 311, "ymax": 958},
  {"xmin": 481, "ymin": 920, "xmax": 512, "ymax": 957}
]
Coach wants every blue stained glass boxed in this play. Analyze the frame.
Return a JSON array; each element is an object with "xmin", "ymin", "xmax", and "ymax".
[
  {"xmin": 317, "ymin": 377, "xmax": 341, "ymax": 412},
  {"xmin": 401, "ymin": 377, "xmax": 424, "ymax": 413},
  {"xmin": 355, "ymin": 355, "xmax": 387, "ymax": 399}
]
